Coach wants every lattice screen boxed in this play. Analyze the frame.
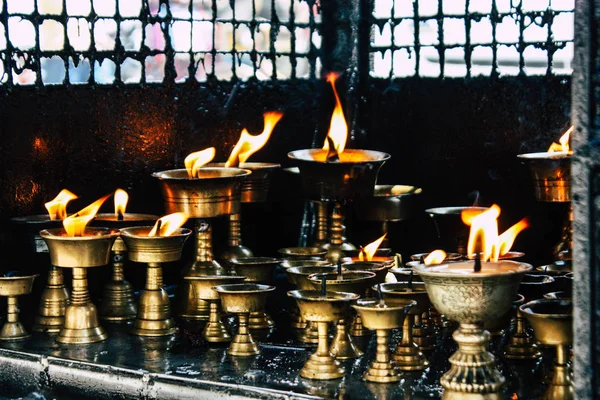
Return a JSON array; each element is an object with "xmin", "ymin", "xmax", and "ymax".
[
  {"xmin": 370, "ymin": 0, "xmax": 574, "ymax": 78},
  {"xmin": 0, "ymin": 0, "xmax": 322, "ymax": 86}
]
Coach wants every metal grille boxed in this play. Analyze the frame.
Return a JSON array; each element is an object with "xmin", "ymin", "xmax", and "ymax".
[
  {"xmin": 0, "ymin": 0, "xmax": 322, "ymax": 86},
  {"xmin": 370, "ymin": 0, "xmax": 574, "ymax": 78}
]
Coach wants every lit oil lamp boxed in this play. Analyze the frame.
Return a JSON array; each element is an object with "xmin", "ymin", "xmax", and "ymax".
[
  {"xmin": 518, "ymin": 126, "xmax": 573, "ymax": 261},
  {"xmin": 341, "ymin": 234, "xmax": 395, "ymax": 268},
  {"xmin": 40, "ymin": 195, "xmax": 119, "ymax": 344},
  {"xmin": 414, "ymin": 204, "xmax": 532, "ymax": 398},
  {"xmin": 356, "ymin": 185, "xmax": 423, "ymax": 248},
  {"xmin": 288, "ymin": 73, "xmax": 390, "ymax": 263},
  {"xmin": 120, "ymin": 212, "xmax": 191, "ymax": 337},
  {"xmin": 153, "ymin": 147, "xmax": 250, "ymax": 320},
  {"xmin": 12, "ymin": 189, "xmax": 75, "ymax": 334},
  {"xmin": 213, "ymin": 112, "xmax": 283, "ymax": 262},
  {"xmin": 0, "ymin": 272, "xmax": 38, "ymax": 341},
  {"xmin": 425, "ymin": 206, "xmax": 488, "ymax": 255},
  {"xmin": 93, "ymin": 189, "xmax": 158, "ymax": 322}
]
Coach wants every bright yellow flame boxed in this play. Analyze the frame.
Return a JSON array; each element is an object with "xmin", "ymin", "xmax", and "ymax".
[
  {"xmin": 322, "ymin": 72, "xmax": 348, "ymax": 156},
  {"xmin": 358, "ymin": 233, "xmax": 386, "ymax": 261},
  {"xmin": 114, "ymin": 189, "xmax": 128, "ymax": 217},
  {"xmin": 184, "ymin": 147, "xmax": 216, "ymax": 178},
  {"xmin": 498, "ymin": 218, "xmax": 529, "ymax": 256},
  {"xmin": 424, "ymin": 250, "xmax": 447, "ymax": 266},
  {"xmin": 45, "ymin": 189, "xmax": 78, "ymax": 220},
  {"xmin": 460, "ymin": 207, "xmax": 488, "ymax": 226},
  {"xmin": 462, "ymin": 204, "xmax": 529, "ymax": 262},
  {"xmin": 225, "ymin": 112, "xmax": 284, "ymax": 168},
  {"xmin": 148, "ymin": 212, "xmax": 188, "ymax": 237},
  {"xmin": 548, "ymin": 126, "xmax": 573, "ymax": 153},
  {"xmin": 63, "ymin": 194, "xmax": 111, "ymax": 237}
]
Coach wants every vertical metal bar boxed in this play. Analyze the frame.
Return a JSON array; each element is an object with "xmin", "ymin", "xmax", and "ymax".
[
  {"xmin": 490, "ymin": 0, "xmax": 498, "ymax": 78},
  {"xmin": 413, "ymin": 0, "xmax": 420, "ymax": 75},
  {"xmin": 571, "ymin": 0, "xmax": 597, "ymax": 398},
  {"xmin": 437, "ymin": 0, "xmax": 444, "ymax": 77},
  {"xmin": 464, "ymin": 0, "xmax": 471, "ymax": 78},
  {"xmin": 231, "ymin": 0, "xmax": 237, "ymax": 80},
  {"xmin": 289, "ymin": 0, "xmax": 296, "ymax": 79},
  {"xmin": 0, "ymin": 0, "xmax": 13, "ymax": 86}
]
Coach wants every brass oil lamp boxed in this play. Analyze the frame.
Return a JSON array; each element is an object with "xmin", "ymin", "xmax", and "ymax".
[
  {"xmin": 0, "ymin": 273, "xmax": 38, "ymax": 341},
  {"xmin": 415, "ymin": 260, "xmax": 531, "ymax": 399},
  {"xmin": 352, "ymin": 296, "xmax": 416, "ymax": 383},
  {"xmin": 425, "ymin": 206, "xmax": 488, "ymax": 255},
  {"xmin": 94, "ymin": 189, "xmax": 158, "ymax": 322},
  {"xmin": 288, "ymin": 73, "xmax": 390, "ymax": 264},
  {"xmin": 355, "ymin": 185, "xmax": 423, "ymax": 248},
  {"xmin": 308, "ymin": 270, "xmax": 376, "ymax": 359},
  {"xmin": 13, "ymin": 189, "xmax": 75, "ymax": 334},
  {"xmin": 377, "ymin": 282, "xmax": 431, "ymax": 371},
  {"xmin": 288, "ymin": 287, "xmax": 360, "ymax": 380},
  {"xmin": 41, "ymin": 226, "xmax": 118, "ymax": 344},
  {"xmin": 227, "ymin": 257, "xmax": 279, "ymax": 330},
  {"xmin": 153, "ymin": 153, "xmax": 250, "ymax": 320},
  {"xmin": 518, "ymin": 127, "xmax": 573, "ymax": 261},
  {"xmin": 521, "ymin": 299, "xmax": 573, "ymax": 400},
  {"xmin": 278, "ymin": 247, "xmax": 328, "ymax": 259},
  {"xmin": 285, "ymin": 265, "xmax": 338, "ymax": 343},
  {"xmin": 184, "ymin": 275, "xmax": 246, "ymax": 342},
  {"xmin": 120, "ymin": 217, "xmax": 191, "ymax": 337},
  {"xmin": 213, "ymin": 283, "xmax": 275, "ymax": 356}
]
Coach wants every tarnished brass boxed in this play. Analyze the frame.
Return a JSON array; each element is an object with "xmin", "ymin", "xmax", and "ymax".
[
  {"xmin": 504, "ymin": 274, "xmax": 555, "ymax": 360},
  {"xmin": 341, "ymin": 261, "xmax": 388, "ymax": 284},
  {"xmin": 288, "ymin": 289, "xmax": 360, "ymax": 380},
  {"xmin": 41, "ymin": 227, "xmax": 118, "ymax": 344},
  {"xmin": 377, "ymin": 282, "xmax": 431, "ymax": 371},
  {"xmin": 219, "ymin": 213, "xmax": 253, "ymax": 262},
  {"xmin": 286, "ymin": 266, "xmax": 339, "ymax": 290},
  {"xmin": 308, "ymin": 271, "xmax": 376, "ymax": 358},
  {"xmin": 209, "ymin": 162, "xmax": 280, "ymax": 203},
  {"xmin": 415, "ymin": 260, "xmax": 531, "ymax": 399},
  {"xmin": 153, "ymin": 167, "xmax": 251, "ymax": 218},
  {"xmin": 0, "ymin": 274, "xmax": 38, "ymax": 341},
  {"xmin": 356, "ymin": 185, "xmax": 422, "ymax": 222},
  {"xmin": 287, "ymin": 149, "xmax": 390, "ymax": 201},
  {"xmin": 278, "ymin": 247, "xmax": 328, "ymax": 259},
  {"xmin": 121, "ymin": 227, "xmax": 192, "ymax": 337},
  {"xmin": 389, "ymin": 267, "xmax": 423, "ymax": 283},
  {"xmin": 184, "ymin": 275, "xmax": 246, "ymax": 343},
  {"xmin": 426, "ymin": 206, "xmax": 489, "ymax": 255},
  {"xmin": 214, "ymin": 283, "xmax": 275, "ymax": 356},
  {"xmin": 228, "ymin": 257, "xmax": 279, "ymax": 330},
  {"xmin": 521, "ymin": 299, "xmax": 573, "ymax": 400},
  {"xmin": 485, "ymin": 294, "xmax": 525, "ymax": 337},
  {"xmin": 353, "ymin": 298, "xmax": 415, "ymax": 383},
  {"xmin": 311, "ymin": 201, "xmax": 329, "ymax": 248},
  {"xmin": 325, "ymin": 203, "xmax": 349, "ymax": 264},
  {"xmin": 33, "ymin": 265, "xmax": 69, "ymax": 333}
]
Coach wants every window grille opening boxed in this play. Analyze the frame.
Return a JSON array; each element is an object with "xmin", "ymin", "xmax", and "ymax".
[{"xmin": 0, "ymin": 0, "xmax": 323, "ymax": 86}]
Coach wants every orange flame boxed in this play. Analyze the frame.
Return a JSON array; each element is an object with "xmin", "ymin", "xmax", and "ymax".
[
  {"xmin": 63, "ymin": 194, "xmax": 111, "ymax": 237},
  {"xmin": 548, "ymin": 126, "xmax": 573, "ymax": 153},
  {"xmin": 322, "ymin": 73, "xmax": 348, "ymax": 157},
  {"xmin": 185, "ymin": 147, "xmax": 216, "ymax": 178},
  {"xmin": 424, "ymin": 250, "xmax": 447, "ymax": 266},
  {"xmin": 114, "ymin": 189, "xmax": 128, "ymax": 217},
  {"xmin": 358, "ymin": 233, "xmax": 386, "ymax": 261},
  {"xmin": 148, "ymin": 212, "xmax": 188, "ymax": 237},
  {"xmin": 225, "ymin": 112, "xmax": 284, "ymax": 168},
  {"xmin": 461, "ymin": 204, "xmax": 529, "ymax": 262},
  {"xmin": 45, "ymin": 189, "xmax": 78, "ymax": 220}
]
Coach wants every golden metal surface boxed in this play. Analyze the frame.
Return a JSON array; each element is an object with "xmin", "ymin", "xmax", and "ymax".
[
  {"xmin": 98, "ymin": 240, "xmax": 137, "ymax": 322},
  {"xmin": 378, "ymin": 282, "xmax": 431, "ymax": 370},
  {"xmin": 288, "ymin": 290, "xmax": 359, "ymax": 380},
  {"xmin": 278, "ymin": 247, "xmax": 328, "ymax": 259},
  {"xmin": 485, "ymin": 294, "xmax": 524, "ymax": 337},
  {"xmin": 341, "ymin": 261, "xmax": 388, "ymax": 284},
  {"xmin": 324, "ymin": 203, "xmax": 352, "ymax": 263},
  {"xmin": 220, "ymin": 213, "xmax": 254, "ymax": 262},
  {"xmin": 153, "ymin": 168, "xmax": 251, "ymax": 218},
  {"xmin": 40, "ymin": 227, "xmax": 119, "ymax": 268},
  {"xmin": 311, "ymin": 201, "xmax": 329, "ymax": 248},
  {"xmin": 517, "ymin": 152, "xmax": 571, "ymax": 202},
  {"xmin": 33, "ymin": 266, "xmax": 70, "ymax": 333},
  {"xmin": 0, "ymin": 274, "xmax": 38, "ymax": 341},
  {"xmin": 286, "ymin": 266, "xmax": 338, "ymax": 290},
  {"xmin": 120, "ymin": 227, "xmax": 191, "ymax": 263},
  {"xmin": 330, "ymin": 319, "xmax": 363, "ymax": 359},
  {"xmin": 209, "ymin": 162, "xmax": 280, "ymax": 203},
  {"xmin": 353, "ymin": 298, "xmax": 415, "ymax": 383},
  {"xmin": 355, "ymin": 185, "xmax": 423, "ymax": 222},
  {"xmin": 414, "ymin": 261, "xmax": 531, "ymax": 398},
  {"xmin": 214, "ymin": 283, "xmax": 275, "ymax": 356},
  {"xmin": 521, "ymin": 299, "xmax": 573, "ymax": 400}
]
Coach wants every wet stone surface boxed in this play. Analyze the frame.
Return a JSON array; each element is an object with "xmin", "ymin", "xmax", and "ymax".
[{"xmin": 0, "ymin": 315, "xmax": 555, "ymax": 400}]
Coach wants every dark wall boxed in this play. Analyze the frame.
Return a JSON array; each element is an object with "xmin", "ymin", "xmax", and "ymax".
[{"xmin": 0, "ymin": 75, "xmax": 571, "ymax": 271}]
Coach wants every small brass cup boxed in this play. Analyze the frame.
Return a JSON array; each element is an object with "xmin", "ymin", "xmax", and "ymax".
[
  {"xmin": 521, "ymin": 299, "xmax": 573, "ymax": 400},
  {"xmin": 214, "ymin": 283, "xmax": 275, "ymax": 356},
  {"xmin": 377, "ymin": 282, "xmax": 431, "ymax": 371},
  {"xmin": 120, "ymin": 226, "xmax": 191, "ymax": 337},
  {"xmin": 184, "ymin": 275, "xmax": 246, "ymax": 343},
  {"xmin": 289, "ymin": 289, "xmax": 360, "ymax": 380},
  {"xmin": 40, "ymin": 227, "xmax": 118, "ymax": 345},
  {"xmin": 308, "ymin": 271, "xmax": 376, "ymax": 359},
  {"xmin": 353, "ymin": 298, "xmax": 416, "ymax": 383},
  {"xmin": 0, "ymin": 273, "xmax": 38, "ymax": 341}
]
